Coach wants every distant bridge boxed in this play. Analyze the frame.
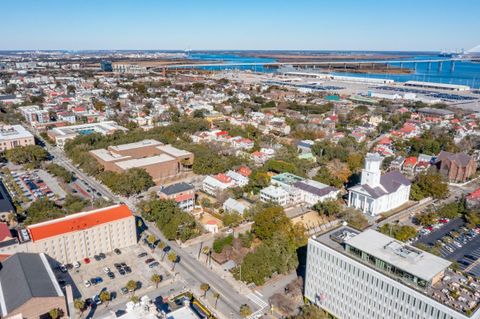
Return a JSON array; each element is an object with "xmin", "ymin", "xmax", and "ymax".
[{"xmin": 157, "ymin": 58, "xmax": 470, "ymax": 70}]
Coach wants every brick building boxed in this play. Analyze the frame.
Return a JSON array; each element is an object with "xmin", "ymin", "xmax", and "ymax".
[
  {"xmin": 436, "ymin": 151, "xmax": 477, "ymax": 183},
  {"xmin": 90, "ymin": 139, "xmax": 193, "ymax": 184}
]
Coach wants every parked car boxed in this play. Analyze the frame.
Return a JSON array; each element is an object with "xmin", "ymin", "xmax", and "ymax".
[
  {"xmin": 149, "ymin": 262, "xmax": 159, "ymax": 268},
  {"xmin": 99, "ymin": 253, "xmax": 106, "ymax": 259},
  {"xmin": 103, "ymin": 267, "xmax": 111, "ymax": 274},
  {"xmin": 137, "ymin": 252, "xmax": 147, "ymax": 258},
  {"xmin": 60, "ymin": 264, "xmax": 67, "ymax": 273},
  {"xmin": 121, "ymin": 287, "xmax": 128, "ymax": 294},
  {"xmin": 84, "ymin": 258, "xmax": 91, "ymax": 264},
  {"xmin": 114, "ymin": 248, "xmax": 122, "ymax": 255},
  {"xmin": 107, "ymin": 272, "xmax": 115, "ymax": 279},
  {"xmin": 145, "ymin": 258, "xmax": 155, "ymax": 264},
  {"xmin": 124, "ymin": 266, "xmax": 132, "ymax": 273},
  {"xmin": 84, "ymin": 280, "xmax": 91, "ymax": 288},
  {"xmin": 73, "ymin": 261, "xmax": 81, "ymax": 268}
]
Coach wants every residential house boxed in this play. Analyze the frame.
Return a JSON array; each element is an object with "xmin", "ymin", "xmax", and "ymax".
[{"xmin": 158, "ymin": 182, "xmax": 195, "ymax": 212}]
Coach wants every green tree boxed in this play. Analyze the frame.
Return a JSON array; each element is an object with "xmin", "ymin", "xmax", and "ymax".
[
  {"xmin": 222, "ymin": 212, "xmax": 243, "ymax": 227},
  {"xmin": 147, "ymin": 234, "xmax": 157, "ymax": 251},
  {"xmin": 244, "ymin": 170, "xmax": 270, "ymax": 194},
  {"xmin": 411, "ymin": 172, "xmax": 449, "ymax": 201},
  {"xmin": 25, "ymin": 198, "xmax": 64, "ymax": 225},
  {"xmin": 168, "ymin": 251, "xmax": 178, "ymax": 270},
  {"xmin": 313, "ymin": 199, "xmax": 341, "ymax": 217},
  {"xmin": 252, "ymin": 206, "xmax": 292, "ymax": 241},
  {"xmin": 48, "ymin": 308, "xmax": 63, "ymax": 319},
  {"xmin": 213, "ymin": 235, "xmax": 234, "ymax": 253},
  {"xmin": 5, "ymin": 145, "xmax": 49, "ymax": 168},
  {"xmin": 99, "ymin": 290, "xmax": 111, "ymax": 307},
  {"xmin": 130, "ymin": 295, "xmax": 140, "ymax": 304},
  {"xmin": 157, "ymin": 241, "xmax": 167, "ymax": 261},
  {"xmin": 239, "ymin": 304, "xmax": 252, "ymax": 318},
  {"xmin": 151, "ymin": 274, "xmax": 162, "ymax": 288},
  {"xmin": 213, "ymin": 291, "xmax": 220, "ymax": 308},
  {"xmin": 46, "ymin": 163, "xmax": 74, "ymax": 183},
  {"xmin": 289, "ymin": 304, "xmax": 328, "ymax": 319},
  {"xmin": 126, "ymin": 280, "xmax": 137, "ymax": 295},
  {"xmin": 379, "ymin": 224, "xmax": 418, "ymax": 241},
  {"xmin": 416, "ymin": 212, "xmax": 438, "ymax": 226},
  {"xmin": 200, "ymin": 283, "xmax": 210, "ymax": 297},
  {"xmin": 466, "ymin": 211, "xmax": 480, "ymax": 228},
  {"xmin": 74, "ymin": 299, "xmax": 85, "ymax": 316}
]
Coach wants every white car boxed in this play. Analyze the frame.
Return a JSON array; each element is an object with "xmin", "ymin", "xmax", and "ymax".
[
  {"xmin": 103, "ymin": 267, "xmax": 110, "ymax": 274},
  {"xmin": 73, "ymin": 262, "xmax": 80, "ymax": 268},
  {"xmin": 84, "ymin": 280, "xmax": 91, "ymax": 288}
]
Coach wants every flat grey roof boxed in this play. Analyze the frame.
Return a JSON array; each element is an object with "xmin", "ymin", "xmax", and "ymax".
[
  {"xmin": 345, "ymin": 229, "xmax": 451, "ymax": 282},
  {"xmin": 115, "ymin": 153, "xmax": 175, "ymax": 170},
  {"xmin": 110, "ymin": 139, "xmax": 163, "ymax": 152}
]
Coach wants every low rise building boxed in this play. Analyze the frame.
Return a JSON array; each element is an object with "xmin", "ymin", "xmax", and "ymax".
[
  {"xmin": 293, "ymin": 179, "xmax": 339, "ymax": 206},
  {"xmin": 18, "ymin": 105, "xmax": 50, "ymax": 124},
  {"xmin": 202, "ymin": 174, "xmax": 235, "ymax": 196},
  {"xmin": 0, "ymin": 252, "xmax": 67, "ymax": 319},
  {"xmin": 48, "ymin": 121, "xmax": 127, "ymax": 148},
  {"xmin": 0, "ymin": 125, "xmax": 35, "ymax": 151},
  {"xmin": 158, "ymin": 182, "xmax": 195, "ymax": 212},
  {"xmin": 260, "ymin": 185, "xmax": 290, "ymax": 206},
  {"xmin": 90, "ymin": 139, "xmax": 193, "ymax": 184}
]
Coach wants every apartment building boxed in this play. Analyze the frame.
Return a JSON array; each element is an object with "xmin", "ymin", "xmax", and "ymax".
[
  {"xmin": 0, "ymin": 125, "xmax": 35, "ymax": 151},
  {"xmin": 305, "ymin": 227, "xmax": 480, "ymax": 319},
  {"xmin": 260, "ymin": 185, "xmax": 290, "ymax": 206},
  {"xmin": 25, "ymin": 204, "xmax": 136, "ymax": 264},
  {"xmin": 18, "ymin": 105, "xmax": 49, "ymax": 124},
  {"xmin": 202, "ymin": 173, "xmax": 236, "ymax": 196},
  {"xmin": 90, "ymin": 139, "xmax": 194, "ymax": 184}
]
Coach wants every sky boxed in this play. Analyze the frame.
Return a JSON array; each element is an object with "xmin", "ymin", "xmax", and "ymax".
[{"xmin": 1, "ymin": 0, "xmax": 479, "ymax": 51}]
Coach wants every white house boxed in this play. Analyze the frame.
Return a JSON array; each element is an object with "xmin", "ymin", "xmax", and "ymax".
[
  {"xmin": 348, "ymin": 153, "xmax": 411, "ymax": 216},
  {"xmin": 293, "ymin": 179, "xmax": 339, "ymax": 207},
  {"xmin": 202, "ymin": 174, "xmax": 235, "ymax": 196},
  {"xmin": 223, "ymin": 197, "xmax": 249, "ymax": 215},
  {"xmin": 260, "ymin": 186, "xmax": 290, "ymax": 206}
]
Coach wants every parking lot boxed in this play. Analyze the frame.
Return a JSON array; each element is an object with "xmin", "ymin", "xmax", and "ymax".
[
  {"xmin": 415, "ymin": 218, "xmax": 480, "ymax": 277},
  {"xmin": 53, "ymin": 245, "xmax": 171, "ymax": 304}
]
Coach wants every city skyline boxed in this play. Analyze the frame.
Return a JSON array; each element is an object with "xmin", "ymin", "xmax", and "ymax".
[{"xmin": 1, "ymin": 0, "xmax": 479, "ymax": 51}]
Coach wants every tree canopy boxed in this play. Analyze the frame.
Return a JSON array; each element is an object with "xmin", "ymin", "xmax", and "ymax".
[{"xmin": 5, "ymin": 145, "xmax": 49, "ymax": 168}]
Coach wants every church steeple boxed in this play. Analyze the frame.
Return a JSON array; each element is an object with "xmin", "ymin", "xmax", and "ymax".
[{"xmin": 361, "ymin": 153, "xmax": 383, "ymax": 187}]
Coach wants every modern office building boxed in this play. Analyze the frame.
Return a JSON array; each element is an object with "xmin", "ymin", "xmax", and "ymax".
[
  {"xmin": 90, "ymin": 139, "xmax": 194, "ymax": 184},
  {"xmin": 0, "ymin": 125, "xmax": 35, "ymax": 151},
  {"xmin": 26, "ymin": 204, "xmax": 136, "ymax": 264},
  {"xmin": 47, "ymin": 121, "xmax": 127, "ymax": 148},
  {"xmin": 305, "ymin": 227, "xmax": 480, "ymax": 319},
  {"xmin": 348, "ymin": 153, "xmax": 411, "ymax": 216},
  {"xmin": 0, "ymin": 252, "xmax": 67, "ymax": 319}
]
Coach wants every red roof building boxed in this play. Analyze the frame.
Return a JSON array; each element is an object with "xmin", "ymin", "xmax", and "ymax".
[{"xmin": 27, "ymin": 204, "xmax": 133, "ymax": 242}]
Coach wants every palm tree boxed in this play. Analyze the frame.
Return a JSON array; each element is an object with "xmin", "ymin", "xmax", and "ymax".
[
  {"xmin": 167, "ymin": 251, "xmax": 177, "ymax": 270},
  {"xmin": 151, "ymin": 273, "xmax": 162, "ymax": 288},
  {"xmin": 130, "ymin": 295, "xmax": 140, "ymax": 304},
  {"xmin": 239, "ymin": 304, "xmax": 252, "ymax": 318},
  {"xmin": 200, "ymin": 283, "xmax": 210, "ymax": 297},
  {"xmin": 48, "ymin": 308, "xmax": 63, "ymax": 319},
  {"xmin": 126, "ymin": 280, "xmax": 137, "ymax": 295},
  {"xmin": 202, "ymin": 246, "xmax": 211, "ymax": 264},
  {"xmin": 74, "ymin": 299, "xmax": 85, "ymax": 316},
  {"xmin": 147, "ymin": 234, "xmax": 156, "ymax": 251},
  {"xmin": 157, "ymin": 242, "xmax": 167, "ymax": 261},
  {"xmin": 99, "ymin": 290, "xmax": 111, "ymax": 307},
  {"xmin": 213, "ymin": 292, "xmax": 220, "ymax": 308}
]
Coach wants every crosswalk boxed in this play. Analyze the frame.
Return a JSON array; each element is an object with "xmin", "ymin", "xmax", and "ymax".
[{"xmin": 246, "ymin": 291, "xmax": 268, "ymax": 319}]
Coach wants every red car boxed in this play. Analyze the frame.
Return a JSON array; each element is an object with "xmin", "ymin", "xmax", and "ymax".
[
  {"xmin": 439, "ymin": 219, "xmax": 449, "ymax": 224},
  {"xmin": 424, "ymin": 226, "xmax": 433, "ymax": 231},
  {"xmin": 84, "ymin": 258, "xmax": 91, "ymax": 264}
]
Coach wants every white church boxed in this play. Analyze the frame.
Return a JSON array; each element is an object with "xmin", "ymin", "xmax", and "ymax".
[{"xmin": 348, "ymin": 153, "xmax": 411, "ymax": 216}]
